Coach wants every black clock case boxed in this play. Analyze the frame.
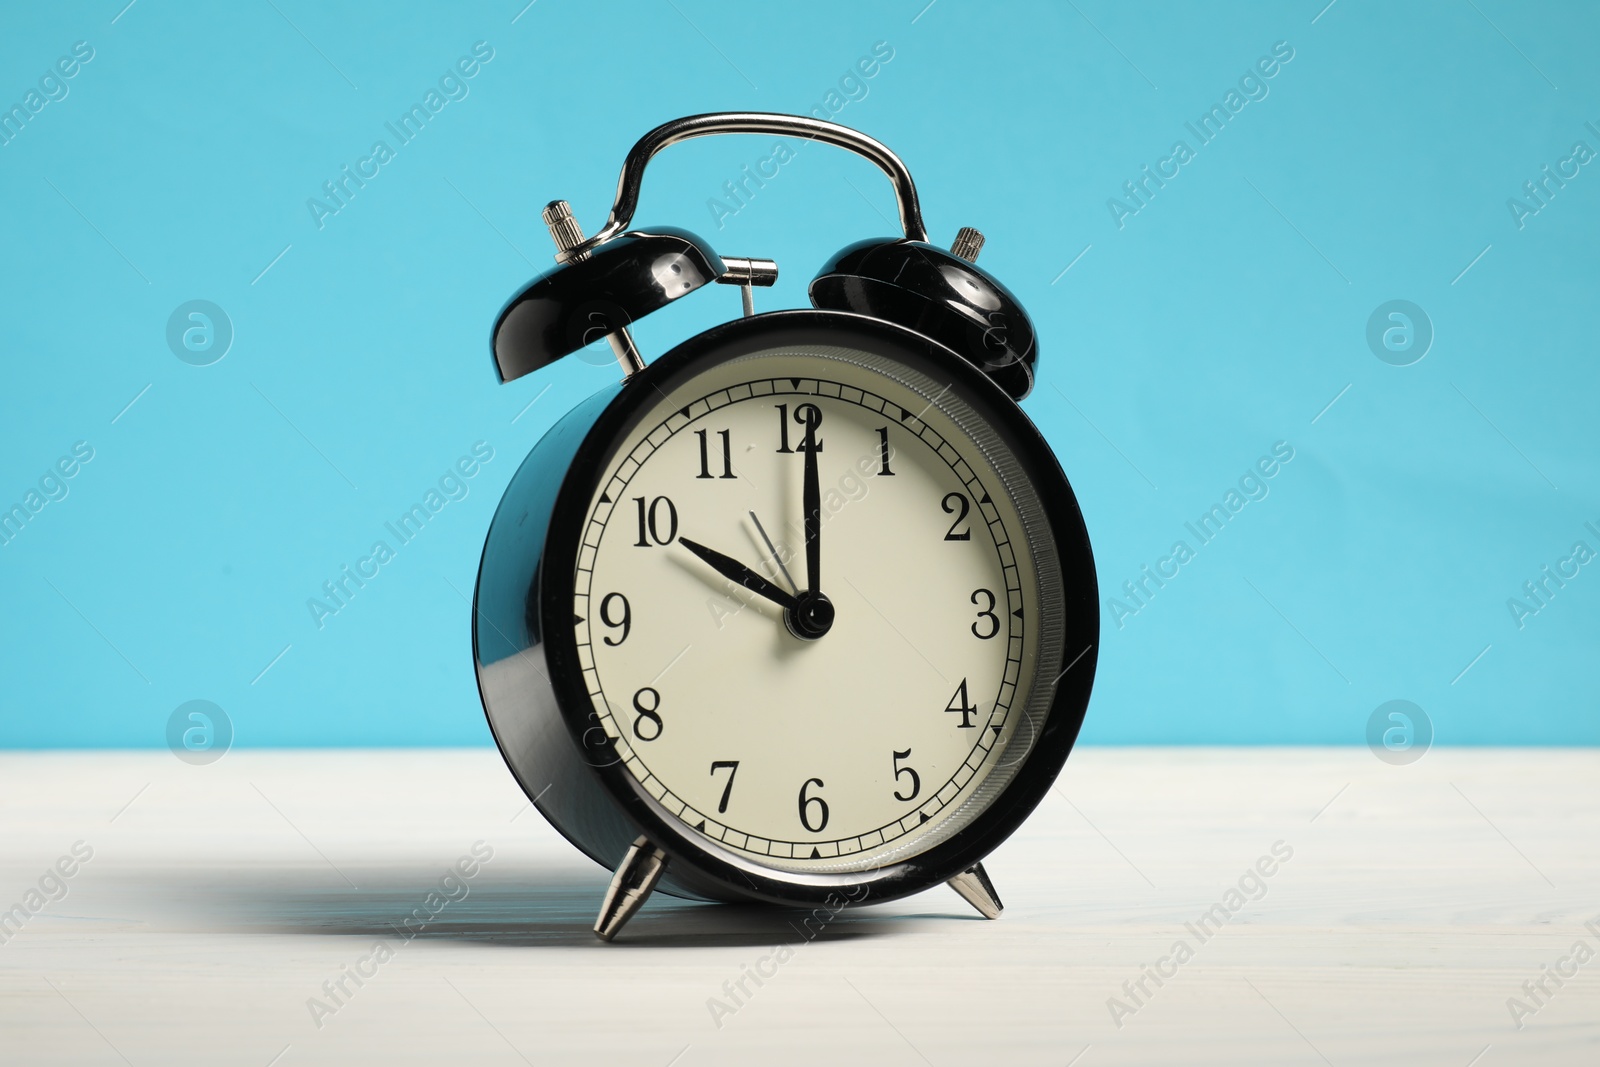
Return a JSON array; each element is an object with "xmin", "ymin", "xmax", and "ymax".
[{"xmin": 473, "ymin": 309, "xmax": 1098, "ymax": 908}]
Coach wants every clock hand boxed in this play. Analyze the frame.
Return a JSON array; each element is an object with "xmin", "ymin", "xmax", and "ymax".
[
  {"xmin": 748, "ymin": 510, "xmax": 799, "ymax": 593},
  {"xmin": 802, "ymin": 407, "xmax": 821, "ymax": 593},
  {"xmin": 679, "ymin": 537, "xmax": 798, "ymax": 610}
]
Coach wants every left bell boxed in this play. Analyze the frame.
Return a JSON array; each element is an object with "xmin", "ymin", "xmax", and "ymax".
[{"xmin": 490, "ymin": 203, "xmax": 725, "ymax": 383}]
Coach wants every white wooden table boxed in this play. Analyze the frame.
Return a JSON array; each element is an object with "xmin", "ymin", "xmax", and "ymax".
[{"xmin": 1, "ymin": 748, "xmax": 1595, "ymax": 1065}]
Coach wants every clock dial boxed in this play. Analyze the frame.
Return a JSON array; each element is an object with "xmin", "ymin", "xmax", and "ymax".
[{"xmin": 572, "ymin": 344, "xmax": 1056, "ymax": 872}]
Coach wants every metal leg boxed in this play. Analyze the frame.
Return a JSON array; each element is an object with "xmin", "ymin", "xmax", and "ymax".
[
  {"xmin": 605, "ymin": 327, "xmax": 647, "ymax": 379},
  {"xmin": 594, "ymin": 836, "xmax": 668, "ymax": 941},
  {"xmin": 715, "ymin": 256, "xmax": 777, "ymax": 320},
  {"xmin": 947, "ymin": 862, "xmax": 1003, "ymax": 919},
  {"xmin": 541, "ymin": 200, "xmax": 648, "ymax": 381}
]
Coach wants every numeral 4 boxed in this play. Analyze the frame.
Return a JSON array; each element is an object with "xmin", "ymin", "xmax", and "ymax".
[{"xmin": 945, "ymin": 679, "xmax": 978, "ymax": 729}]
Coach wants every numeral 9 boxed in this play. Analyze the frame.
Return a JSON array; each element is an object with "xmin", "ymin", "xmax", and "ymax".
[{"xmin": 599, "ymin": 592, "xmax": 631, "ymax": 645}]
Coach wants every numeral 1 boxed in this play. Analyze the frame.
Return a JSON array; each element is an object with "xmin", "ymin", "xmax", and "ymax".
[
  {"xmin": 775, "ymin": 403, "xmax": 792, "ymax": 453},
  {"xmin": 875, "ymin": 427, "xmax": 895, "ymax": 476}
]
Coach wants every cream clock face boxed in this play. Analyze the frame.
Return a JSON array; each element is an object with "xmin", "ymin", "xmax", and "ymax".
[{"xmin": 572, "ymin": 345, "xmax": 1048, "ymax": 872}]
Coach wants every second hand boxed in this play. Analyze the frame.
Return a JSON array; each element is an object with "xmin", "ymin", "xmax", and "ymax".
[{"xmin": 749, "ymin": 511, "xmax": 799, "ymax": 594}]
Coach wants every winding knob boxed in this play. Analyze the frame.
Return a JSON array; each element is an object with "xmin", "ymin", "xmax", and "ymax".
[
  {"xmin": 542, "ymin": 200, "xmax": 589, "ymax": 261},
  {"xmin": 950, "ymin": 226, "xmax": 985, "ymax": 263}
]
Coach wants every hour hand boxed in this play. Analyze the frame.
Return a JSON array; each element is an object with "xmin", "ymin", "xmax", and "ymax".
[{"xmin": 679, "ymin": 537, "xmax": 797, "ymax": 610}]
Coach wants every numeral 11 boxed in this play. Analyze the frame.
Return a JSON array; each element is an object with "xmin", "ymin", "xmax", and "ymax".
[{"xmin": 695, "ymin": 429, "xmax": 736, "ymax": 479}]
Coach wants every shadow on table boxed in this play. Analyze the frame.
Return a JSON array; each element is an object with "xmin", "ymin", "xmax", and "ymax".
[{"xmin": 117, "ymin": 864, "xmax": 933, "ymax": 948}]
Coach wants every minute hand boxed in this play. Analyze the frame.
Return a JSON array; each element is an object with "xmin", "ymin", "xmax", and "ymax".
[
  {"xmin": 679, "ymin": 538, "xmax": 797, "ymax": 610},
  {"xmin": 802, "ymin": 412, "xmax": 821, "ymax": 593}
]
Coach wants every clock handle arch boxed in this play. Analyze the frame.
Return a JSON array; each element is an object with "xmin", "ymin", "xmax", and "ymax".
[{"xmin": 556, "ymin": 111, "xmax": 931, "ymax": 263}]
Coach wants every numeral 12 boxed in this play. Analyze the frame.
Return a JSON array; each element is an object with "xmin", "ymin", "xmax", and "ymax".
[{"xmin": 775, "ymin": 403, "xmax": 823, "ymax": 453}]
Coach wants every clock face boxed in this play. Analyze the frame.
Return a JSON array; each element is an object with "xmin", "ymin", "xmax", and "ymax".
[{"xmin": 570, "ymin": 342, "xmax": 1064, "ymax": 873}]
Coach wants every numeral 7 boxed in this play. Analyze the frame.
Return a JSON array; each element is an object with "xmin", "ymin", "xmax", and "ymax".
[{"xmin": 709, "ymin": 760, "xmax": 740, "ymax": 813}]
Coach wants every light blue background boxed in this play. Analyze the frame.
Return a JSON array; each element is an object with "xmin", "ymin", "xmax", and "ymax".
[{"xmin": 1, "ymin": 0, "xmax": 1595, "ymax": 747}]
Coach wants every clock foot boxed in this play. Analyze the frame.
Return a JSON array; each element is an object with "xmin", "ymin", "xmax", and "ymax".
[
  {"xmin": 594, "ymin": 836, "xmax": 669, "ymax": 941},
  {"xmin": 947, "ymin": 862, "xmax": 1003, "ymax": 919}
]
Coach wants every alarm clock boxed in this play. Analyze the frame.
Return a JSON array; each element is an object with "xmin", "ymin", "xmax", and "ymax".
[{"xmin": 473, "ymin": 112, "xmax": 1097, "ymax": 940}]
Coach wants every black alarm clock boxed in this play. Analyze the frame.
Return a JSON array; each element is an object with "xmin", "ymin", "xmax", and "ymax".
[{"xmin": 472, "ymin": 112, "xmax": 1097, "ymax": 940}]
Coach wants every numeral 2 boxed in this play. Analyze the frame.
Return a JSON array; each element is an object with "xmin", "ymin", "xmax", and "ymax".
[{"xmin": 942, "ymin": 492, "xmax": 971, "ymax": 540}]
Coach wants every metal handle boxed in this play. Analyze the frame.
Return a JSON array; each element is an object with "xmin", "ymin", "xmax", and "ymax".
[{"xmin": 559, "ymin": 112, "xmax": 929, "ymax": 262}]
